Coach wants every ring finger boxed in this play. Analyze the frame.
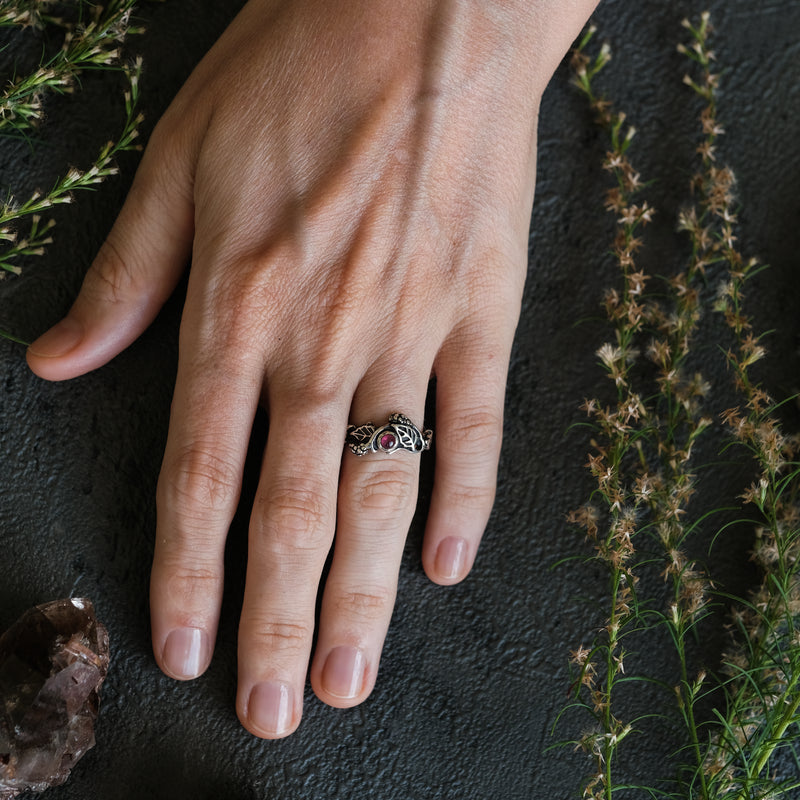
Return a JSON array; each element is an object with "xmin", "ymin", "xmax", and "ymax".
[{"xmin": 310, "ymin": 365, "xmax": 432, "ymax": 707}]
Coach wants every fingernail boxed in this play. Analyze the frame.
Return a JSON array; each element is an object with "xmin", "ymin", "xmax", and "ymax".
[
  {"xmin": 322, "ymin": 646, "xmax": 365, "ymax": 699},
  {"xmin": 247, "ymin": 681, "xmax": 294, "ymax": 736},
  {"xmin": 28, "ymin": 317, "xmax": 83, "ymax": 358},
  {"xmin": 162, "ymin": 627, "xmax": 210, "ymax": 680},
  {"xmin": 435, "ymin": 537, "xmax": 467, "ymax": 581}
]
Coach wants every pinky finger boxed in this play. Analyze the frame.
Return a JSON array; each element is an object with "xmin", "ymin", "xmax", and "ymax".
[{"xmin": 422, "ymin": 328, "xmax": 511, "ymax": 585}]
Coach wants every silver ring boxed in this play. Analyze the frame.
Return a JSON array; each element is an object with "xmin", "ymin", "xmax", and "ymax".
[{"xmin": 345, "ymin": 412, "xmax": 432, "ymax": 456}]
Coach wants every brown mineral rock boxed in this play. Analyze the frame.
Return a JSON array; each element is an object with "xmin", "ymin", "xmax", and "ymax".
[{"xmin": 0, "ymin": 599, "xmax": 109, "ymax": 799}]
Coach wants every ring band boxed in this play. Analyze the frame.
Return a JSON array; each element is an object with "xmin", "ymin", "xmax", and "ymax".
[{"xmin": 346, "ymin": 412, "xmax": 432, "ymax": 456}]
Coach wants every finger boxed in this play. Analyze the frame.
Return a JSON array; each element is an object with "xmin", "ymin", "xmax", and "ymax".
[
  {"xmin": 26, "ymin": 114, "xmax": 198, "ymax": 381},
  {"xmin": 310, "ymin": 370, "xmax": 430, "ymax": 708},
  {"xmin": 236, "ymin": 397, "xmax": 347, "ymax": 739},
  {"xmin": 422, "ymin": 320, "xmax": 513, "ymax": 585},
  {"xmin": 150, "ymin": 297, "xmax": 264, "ymax": 682}
]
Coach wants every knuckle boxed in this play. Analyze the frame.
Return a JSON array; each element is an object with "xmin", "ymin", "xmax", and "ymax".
[
  {"xmin": 194, "ymin": 277, "xmax": 271, "ymax": 356},
  {"xmin": 272, "ymin": 377, "xmax": 344, "ymax": 422},
  {"xmin": 287, "ymin": 373, "xmax": 345, "ymax": 414},
  {"xmin": 443, "ymin": 406, "xmax": 503, "ymax": 456},
  {"xmin": 158, "ymin": 443, "xmax": 241, "ymax": 520},
  {"xmin": 332, "ymin": 587, "xmax": 393, "ymax": 624},
  {"xmin": 352, "ymin": 466, "xmax": 417, "ymax": 517},
  {"xmin": 443, "ymin": 480, "xmax": 496, "ymax": 514},
  {"xmin": 268, "ymin": 343, "xmax": 362, "ymax": 415},
  {"xmin": 148, "ymin": 112, "xmax": 185, "ymax": 156},
  {"xmin": 244, "ymin": 617, "xmax": 311, "ymax": 658},
  {"xmin": 146, "ymin": 100, "xmax": 203, "ymax": 173},
  {"xmin": 190, "ymin": 253, "xmax": 300, "ymax": 366},
  {"xmin": 254, "ymin": 480, "xmax": 333, "ymax": 554},
  {"xmin": 220, "ymin": 268, "xmax": 274, "ymax": 323},
  {"xmin": 161, "ymin": 562, "xmax": 223, "ymax": 610},
  {"xmin": 84, "ymin": 238, "xmax": 137, "ymax": 306}
]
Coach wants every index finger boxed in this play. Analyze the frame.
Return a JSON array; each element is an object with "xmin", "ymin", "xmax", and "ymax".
[{"xmin": 150, "ymin": 288, "xmax": 264, "ymax": 680}]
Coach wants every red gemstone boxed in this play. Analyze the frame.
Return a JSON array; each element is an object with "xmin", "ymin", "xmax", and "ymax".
[{"xmin": 379, "ymin": 432, "xmax": 397, "ymax": 450}]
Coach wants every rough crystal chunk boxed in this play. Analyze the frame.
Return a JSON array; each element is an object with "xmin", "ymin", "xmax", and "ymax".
[{"xmin": 0, "ymin": 598, "xmax": 109, "ymax": 799}]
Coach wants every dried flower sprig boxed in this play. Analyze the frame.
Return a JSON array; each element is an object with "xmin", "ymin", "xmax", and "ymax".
[
  {"xmin": 562, "ymin": 12, "xmax": 800, "ymax": 800},
  {"xmin": 0, "ymin": 0, "xmax": 58, "ymax": 30},
  {"xmin": 0, "ymin": 0, "xmax": 143, "ymax": 136},
  {"xmin": 0, "ymin": 56, "xmax": 143, "ymax": 278},
  {"xmin": 0, "ymin": 1, "xmax": 146, "ymax": 343},
  {"xmin": 567, "ymin": 27, "xmax": 703, "ymax": 799},
  {"xmin": 679, "ymin": 15, "xmax": 800, "ymax": 798}
]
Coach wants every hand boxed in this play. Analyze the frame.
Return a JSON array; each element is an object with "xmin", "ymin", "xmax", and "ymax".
[{"xmin": 26, "ymin": 0, "xmax": 596, "ymax": 738}]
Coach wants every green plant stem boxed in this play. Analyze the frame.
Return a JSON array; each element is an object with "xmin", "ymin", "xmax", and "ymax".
[
  {"xmin": 756, "ymin": 673, "xmax": 800, "ymax": 769},
  {"xmin": 679, "ymin": 639, "xmax": 709, "ymax": 799},
  {"xmin": 0, "ymin": 328, "xmax": 31, "ymax": 346},
  {"xmin": 604, "ymin": 570, "xmax": 621, "ymax": 799},
  {"xmin": 735, "ymin": 670, "xmax": 800, "ymax": 798}
]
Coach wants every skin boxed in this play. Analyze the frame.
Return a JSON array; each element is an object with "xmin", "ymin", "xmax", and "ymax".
[{"xmin": 26, "ymin": 0, "xmax": 599, "ymax": 738}]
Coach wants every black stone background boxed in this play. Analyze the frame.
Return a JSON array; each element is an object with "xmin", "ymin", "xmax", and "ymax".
[{"xmin": 1, "ymin": 0, "xmax": 799, "ymax": 798}]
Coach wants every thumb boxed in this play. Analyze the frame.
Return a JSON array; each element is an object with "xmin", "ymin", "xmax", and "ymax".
[{"xmin": 27, "ymin": 127, "xmax": 195, "ymax": 381}]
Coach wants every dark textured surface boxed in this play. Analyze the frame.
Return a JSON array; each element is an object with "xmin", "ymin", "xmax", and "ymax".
[{"xmin": 0, "ymin": 1, "xmax": 798, "ymax": 798}]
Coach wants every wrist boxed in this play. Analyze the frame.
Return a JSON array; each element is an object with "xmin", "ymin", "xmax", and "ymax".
[{"xmin": 418, "ymin": 0, "xmax": 600, "ymax": 105}]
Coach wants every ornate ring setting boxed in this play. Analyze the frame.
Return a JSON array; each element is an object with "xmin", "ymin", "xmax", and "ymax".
[{"xmin": 345, "ymin": 413, "xmax": 432, "ymax": 456}]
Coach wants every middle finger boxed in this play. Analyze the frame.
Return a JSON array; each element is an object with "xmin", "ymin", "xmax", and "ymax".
[{"xmin": 235, "ymin": 394, "xmax": 347, "ymax": 739}]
